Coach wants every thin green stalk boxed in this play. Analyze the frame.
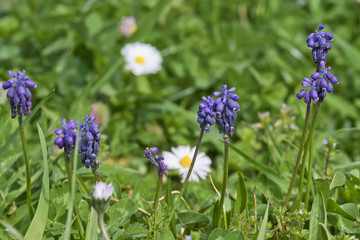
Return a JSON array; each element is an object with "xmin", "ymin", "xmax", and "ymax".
[
  {"xmin": 92, "ymin": 168, "xmax": 102, "ymax": 182},
  {"xmin": 65, "ymin": 156, "xmax": 85, "ymax": 240},
  {"xmin": 213, "ymin": 135, "xmax": 229, "ymax": 228},
  {"xmin": 324, "ymin": 144, "xmax": 332, "ymax": 177},
  {"xmin": 283, "ymin": 102, "xmax": 311, "ymax": 207},
  {"xmin": 98, "ymin": 213, "xmax": 110, "ymax": 240},
  {"xmin": 152, "ymin": 175, "xmax": 163, "ymax": 213},
  {"xmin": 166, "ymin": 126, "xmax": 205, "ymax": 227},
  {"xmin": 298, "ymin": 134, "xmax": 310, "ymax": 198},
  {"xmin": 304, "ymin": 102, "xmax": 321, "ymax": 209},
  {"xmin": 18, "ymin": 113, "xmax": 34, "ymax": 219}
]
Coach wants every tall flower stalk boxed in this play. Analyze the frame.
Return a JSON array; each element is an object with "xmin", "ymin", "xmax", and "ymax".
[
  {"xmin": 167, "ymin": 95, "xmax": 216, "ymax": 226},
  {"xmin": 54, "ymin": 119, "xmax": 85, "ymax": 240},
  {"xmin": 284, "ymin": 25, "xmax": 338, "ymax": 208},
  {"xmin": 144, "ymin": 147, "xmax": 168, "ymax": 213},
  {"xmin": 2, "ymin": 70, "xmax": 37, "ymax": 218},
  {"xmin": 212, "ymin": 85, "xmax": 240, "ymax": 228}
]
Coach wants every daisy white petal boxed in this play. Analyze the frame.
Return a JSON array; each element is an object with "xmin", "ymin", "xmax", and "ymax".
[
  {"xmin": 121, "ymin": 42, "xmax": 162, "ymax": 75},
  {"xmin": 163, "ymin": 145, "xmax": 212, "ymax": 183}
]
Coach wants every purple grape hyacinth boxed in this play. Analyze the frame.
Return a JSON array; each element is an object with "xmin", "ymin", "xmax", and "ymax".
[
  {"xmin": 144, "ymin": 147, "xmax": 168, "ymax": 177},
  {"xmin": 213, "ymin": 85, "xmax": 240, "ymax": 136},
  {"xmin": 307, "ymin": 24, "xmax": 334, "ymax": 63},
  {"xmin": 296, "ymin": 61, "xmax": 339, "ymax": 104},
  {"xmin": 2, "ymin": 70, "xmax": 36, "ymax": 118},
  {"xmin": 79, "ymin": 113, "xmax": 101, "ymax": 170},
  {"xmin": 54, "ymin": 119, "xmax": 78, "ymax": 159},
  {"xmin": 197, "ymin": 96, "xmax": 216, "ymax": 133}
]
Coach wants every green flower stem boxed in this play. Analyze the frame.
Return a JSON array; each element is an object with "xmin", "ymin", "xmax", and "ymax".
[
  {"xmin": 324, "ymin": 144, "xmax": 332, "ymax": 177},
  {"xmin": 152, "ymin": 174, "xmax": 163, "ymax": 213},
  {"xmin": 166, "ymin": 126, "xmax": 205, "ymax": 227},
  {"xmin": 92, "ymin": 168, "xmax": 102, "ymax": 182},
  {"xmin": 283, "ymin": 102, "xmax": 311, "ymax": 207},
  {"xmin": 304, "ymin": 102, "xmax": 321, "ymax": 209},
  {"xmin": 298, "ymin": 132, "xmax": 310, "ymax": 199},
  {"xmin": 18, "ymin": 113, "xmax": 34, "ymax": 219},
  {"xmin": 98, "ymin": 212, "xmax": 110, "ymax": 240},
  {"xmin": 213, "ymin": 135, "xmax": 229, "ymax": 228},
  {"xmin": 65, "ymin": 156, "xmax": 85, "ymax": 240}
]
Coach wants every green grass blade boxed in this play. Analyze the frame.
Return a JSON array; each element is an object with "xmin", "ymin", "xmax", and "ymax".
[
  {"xmin": 256, "ymin": 201, "xmax": 270, "ymax": 240},
  {"xmin": 234, "ymin": 171, "xmax": 247, "ymax": 215},
  {"xmin": 85, "ymin": 207, "xmax": 98, "ymax": 240},
  {"xmin": 24, "ymin": 124, "xmax": 50, "ymax": 240},
  {"xmin": 0, "ymin": 89, "xmax": 55, "ymax": 156}
]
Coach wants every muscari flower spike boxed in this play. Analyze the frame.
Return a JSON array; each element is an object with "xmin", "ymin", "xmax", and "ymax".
[
  {"xmin": 296, "ymin": 61, "xmax": 339, "ymax": 104},
  {"xmin": 307, "ymin": 24, "xmax": 334, "ymax": 63},
  {"xmin": 79, "ymin": 113, "xmax": 101, "ymax": 170},
  {"xmin": 54, "ymin": 119, "xmax": 78, "ymax": 159},
  {"xmin": 197, "ymin": 96, "xmax": 216, "ymax": 133},
  {"xmin": 144, "ymin": 147, "xmax": 168, "ymax": 177},
  {"xmin": 2, "ymin": 70, "xmax": 36, "ymax": 118},
  {"xmin": 213, "ymin": 85, "xmax": 240, "ymax": 136}
]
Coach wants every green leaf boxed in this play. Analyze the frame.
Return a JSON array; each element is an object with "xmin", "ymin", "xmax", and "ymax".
[
  {"xmin": 24, "ymin": 124, "xmax": 50, "ymax": 240},
  {"xmin": 108, "ymin": 198, "xmax": 138, "ymax": 226},
  {"xmin": 330, "ymin": 171, "xmax": 346, "ymax": 189},
  {"xmin": 328, "ymin": 213, "xmax": 360, "ymax": 234},
  {"xmin": 256, "ymin": 201, "xmax": 270, "ymax": 240},
  {"xmin": 224, "ymin": 231, "xmax": 246, "ymax": 240},
  {"xmin": 309, "ymin": 193, "xmax": 326, "ymax": 240},
  {"xmin": 177, "ymin": 212, "xmax": 210, "ymax": 230},
  {"xmin": 327, "ymin": 199, "xmax": 356, "ymax": 221},
  {"xmin": 158, "ymin": 229, "xmax": 175, "ymax": 240},
  {"xmin": 165, "ymin": 178, "xmax": 176, "ymax": 237},
  {"xmin": 118, "ymin": 222, "xmax": 148, "ymax": 239},
  {"xmin": 85, "ymin": 207, "xmax": 98, "ymax": 240},
  {"xmin": 111, "ymin": 180, "xmax": 122, "ymax": 200},
  {"xmin": 319, "ymin": 223, "xmax": 332, "ymax": 240},
  {"xmin": 208, "ymin": 228, "xmax": 230, "ymax": 240},
  {"xmin": 234, "ymin": 171, "xmax": 247, "ymax": 215},
  {"xmin": 315, "ymin": 179, "xmax": 330, "ymax": 203}
]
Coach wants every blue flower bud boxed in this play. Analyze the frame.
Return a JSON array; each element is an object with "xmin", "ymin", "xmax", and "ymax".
[{"xmin": 25, "ymin": 80, "xmax": 37, "ymax": 88}]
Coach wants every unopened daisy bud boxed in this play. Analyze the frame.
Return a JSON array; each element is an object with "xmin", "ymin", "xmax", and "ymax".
[{"xmin": 92, "ymin": 182, "xmax": 113, "ymax": 214}]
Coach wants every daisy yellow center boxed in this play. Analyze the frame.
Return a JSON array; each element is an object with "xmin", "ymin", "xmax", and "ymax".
[
  {"xmin": 135, "ymin": 56, "xmax": 145, "ymax": 64},
  {"xmin": 180, "ymin": 156, "xmax": 192, "ymax": 168},
  {"xmin": 130, "ymin": 25, "xmax": 137, "ymax": 35}
]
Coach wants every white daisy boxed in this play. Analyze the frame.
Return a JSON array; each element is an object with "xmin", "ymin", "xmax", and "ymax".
[
  {"xmin": 121, "ymin": 42, "xmax": 162, "ymax": 76},
  {"xmin": 163, "ymin": 145, "xmax": 212, "ymax": 183}
]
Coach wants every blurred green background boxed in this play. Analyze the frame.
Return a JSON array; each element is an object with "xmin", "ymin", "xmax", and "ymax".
[{"xmin": 1, "ymin": 0, "xmax": 360, "ymax": 192}]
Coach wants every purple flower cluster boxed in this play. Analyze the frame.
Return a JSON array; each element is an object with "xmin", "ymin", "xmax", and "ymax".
[
  {"xmin": 197, "ymin": 96, "xmax": 216, "ymax": 133},
  {"xmin": 54, "ymin": 119, "xmax": 78, "ymax": 159},
  {"xmin": 197, "ymin": 85, "xmax": 240, "ymax": 136},
  {"xmin": 2, "ymin": 71, "xmax": 36, "ymax": 118},
  {"xmin": 296, "ymin": 61, "xmax": 339, "ymax": 104},
  {"xmin": 307, "ymin": 24, "xmax": 334, "ymax": 63},
  {"xmin": 213, "ymin": 85, "xmax": 240, "ymax": 136},
  {"xmin": 144, "ymin": 147, "xmax": 168, "ymax": 177},
  {"xmin": 79, "ymin": 113, "xmax": 101, "ymax": 170}
]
